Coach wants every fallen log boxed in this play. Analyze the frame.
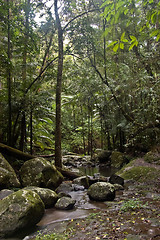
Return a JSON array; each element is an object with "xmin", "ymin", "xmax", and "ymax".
[
  {"xmin": 0, "ymin": 143, "xmax": 34, "ymax": 161},
  {"xmin": 36, "ymin": 154, "xmax": 55, "ymax": 158},
  {"xmin": 56, "ymin": 167, "xmax": 82, "ymax": 180}
]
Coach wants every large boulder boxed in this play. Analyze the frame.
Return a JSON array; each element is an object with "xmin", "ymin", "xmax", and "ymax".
[
  {"xmin": 56, "ymin": 181, "xmax": 73, "ymax": 194},
  {"xmin": 24, "ymin": 186, "xmax": 58, "ymax": 208},
  {"xmin": 97, "ymin": 150, "xmax": 111, "ymax": 164},
  {"xmin": 111, "ymin": 151, "xmax": 128, "ymax": 168},
  {"xmin": 87, "ymin": 182, "xmax": 115, "ymax": 201},
  {"xmin": 109, "ymin": 174, "xmax": 124, "ymax": 186},
  {"xmin": 55, "ymin": 197, "xmax": 76, "ymax": 210},
  {"xmin": 73, "ymin": 176, "xmax": 89, "ymax": 189},
  {"xmin": 0, "ymin": 189, "xmax": 45, "ymax": 238},
  {"xmin": 19, "ymin": 157, "xmax": 63, "ymax": 190},
  {"xmin": 0, "ymin": 153, "xmax": 20, "ymax": 189}
]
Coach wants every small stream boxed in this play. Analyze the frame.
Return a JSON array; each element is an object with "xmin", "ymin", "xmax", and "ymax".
[
  {"xmin": 79, "ymin": 165, "xmax": 118, "ymax": 177},
  {"xmin": 6, "ymin": 166, "xmax": 118, "ymax": 240}
]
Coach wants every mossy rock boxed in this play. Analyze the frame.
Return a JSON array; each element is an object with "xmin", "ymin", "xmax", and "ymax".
[
  {"xmin": 0, "ymin": 189, "xmax": 45, "ymax": 238},
  {"xmin": 24, "ymin": 186, "xmax": 58, "ymax": 208},
  {"xmin": 0, "ymin": 153, "xmax": 20, "ymax": 189},
  {"xmin": 20, "ymin": 158, "xmax": 63, "ymax": 190},
  {"xmin": 119, "ymin": 166, "xmax": 159, "ymax": 182},
  {"xmin": 111, "ymin": 151, "xmax": 128, "ymax": 168},
  {"xmin": 87, "ymin": 182, "xmax": 115, "ymax": 201},
  {"xmin": 144, "ymin": 151, "xmax": 160, "ymax": 164}
]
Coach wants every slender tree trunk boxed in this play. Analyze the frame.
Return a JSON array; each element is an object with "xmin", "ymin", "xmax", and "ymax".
[
  {"xmin": 87, "ymin": 98, "xmax": 91, "ymax": 155},
  {"xmin": 90, "ymin": 105, "xmax": 93, "ymax": 159},
  {"xmin": 54, "ymin": 0, "xmax": 63, "ymax": 168},
  {"xmin": 81, "ymin": 106, "xmax": 86, "ymax": 155},
  {"xmin": 7, "ymin": 0, "xmax": 12, "ymax": 146},
  {"xmin": 19, "ymin": 0, "xmax": 30, "ymax": 151},
  {"xmin": 30, "ymin": 108, "xmax": 33, "ymax": 155},
  {"xmin": 100, "ymin": 114, "xmax": 103, "ymax": 149},
  {"xmin": 19, "ymin": 112, "xmax": 26, "ymax": 151},
  {"xmin": 107, "ymin": 130, "xmax": 112, "ymax": 150}
]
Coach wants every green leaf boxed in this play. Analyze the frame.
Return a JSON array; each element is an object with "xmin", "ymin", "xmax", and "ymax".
[
  {"xmin": 107, "ymin": 40, "xmax": 118, "ymax": 48},
  {"xmin": 113, "ymin": 43, "xmax": 119, "ymax": 52},
  {"xmin": 122, "ymin": 39, "xmax": 128, "ymax": 43},
  {"xmin": 130, "ymin": 35, "xmax": 137, "ymax": 41},
  {"xmin": 129, "ymin": 42, "xmax": 135, "ymax": 51},
  {"xmin": 150, "ymin": 29, "xmax": 159, "ymax": 37},
  {"xmin": 151, "ymin": 12, "xmax": 157, "ymax": 24},
  {"xmin": 120, "ymin": 32, "xmax": 126, "ymax": 41},
  {"xmin": 124, "ymin": 9, "xmax": 128, "ymax": 15},
  {"xmin": 156, "ymin": 33, "xmax": 160, "ymax": 41},
  {"xmin": 120, "ymin": 42, "xmax": 124, "ymax": 49}
]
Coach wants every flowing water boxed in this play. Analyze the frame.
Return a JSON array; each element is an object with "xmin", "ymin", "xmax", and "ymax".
[{"xmin": 79, "ymin": 165, "xmax": 118, "ymax": 177}]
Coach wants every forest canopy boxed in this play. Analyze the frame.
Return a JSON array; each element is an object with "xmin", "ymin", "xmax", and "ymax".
[{"xmin": 0, "ymin": 0, "xmax": 160, "ymax": 165}]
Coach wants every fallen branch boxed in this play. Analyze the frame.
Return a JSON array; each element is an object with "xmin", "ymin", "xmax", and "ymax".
[
  {"xmin": 56, "ymin": 167, "xmax": 82, "ymax": 180},
  {"xmin": 0, "ymin": 143, "xmax": 34, "ymax": 161}
]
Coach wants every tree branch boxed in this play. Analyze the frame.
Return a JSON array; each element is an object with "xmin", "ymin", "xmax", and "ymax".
[
  {"xmin": 88, "ymin": 52, "xmax": 139, "ymax": 125},
  {"xmin": 63, "ymin": 8, "xmax": 100, "ymax": 32},
  {"xmin": 25, "ymin": 56, "xmax": 58, "ymax": 94}
]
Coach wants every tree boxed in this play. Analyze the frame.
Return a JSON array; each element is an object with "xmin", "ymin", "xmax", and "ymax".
[{"xmin": 54, "ymin": 0, "xmax": 63, "ymax": 168}]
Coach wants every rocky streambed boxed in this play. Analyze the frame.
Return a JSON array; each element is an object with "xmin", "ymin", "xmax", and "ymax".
[{"xmin": 1, "ymin": 150, "xmax": 160, "ymax": 240}]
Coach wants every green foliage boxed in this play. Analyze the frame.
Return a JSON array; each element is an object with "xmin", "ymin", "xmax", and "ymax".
[
  {"xmin": 120, "ymin": 199, "xmax": 148, "ymax": 212},
  {"xmin": 35, "ymin": 228, "xmax": 74, "ymax": 240},
  {"xmin": 0, "ymin": 0, "xmax": 160, "ymax": 154}
]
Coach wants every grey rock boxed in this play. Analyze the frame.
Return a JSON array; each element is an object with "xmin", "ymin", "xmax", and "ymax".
[
  {"xmin": 109, "ymin": 174, "xmax": 124, "ymax": 186},
  {"xmin": 56, "ymin": 181, "xmax": 73, "ymax": 194},
  {"xmin": 24, "ymin": 186, "xmax": 58, "ymax": 208},
  {"xmin": 0, "ymin": 189, "xmax": 14, "ymax": 200},
  {"xmin": 73, "ymin": 176, "xmax": 89, "ymax": 189},
  {"xmin": 87, "ymin": 182, "xmax": 115, "ymax": 201},
  {"xmin": 55, "ymin": 197, "xmax": 76, "ymax": 210}
]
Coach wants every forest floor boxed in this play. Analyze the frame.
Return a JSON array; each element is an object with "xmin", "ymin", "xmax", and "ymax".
[
  {"xmin": 34, "ymin": 158, "xmax": 160, "ymax": 240},
  {"xmin": 64, "ymin": 160, "xmax": 160, "ymax": 240},
  {"xmin": 34, "ymin": 156, "xmax": 160, "ymax": 240}
]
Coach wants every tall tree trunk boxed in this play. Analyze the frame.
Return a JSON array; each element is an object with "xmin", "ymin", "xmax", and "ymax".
[
  {"xmin": 87, "ymin": 98, "xmax": 91, "ymax": 155},
  {"xmin": 19, "ymin": 0, "xmax": 30, "ymax": 151},
  {"xmin": 54, "ymin": 0, "xmax": 63, "ymax": 168},
  {"xmin": 19, "ymin": 112, "xmax": 26, "ymax": 151},
  {"xmin": 81, "ymin": 106, "xmax": 86, "ymax": 154},
  {"xmin": 107, "ymin": 130, "xmax": 112, "ymax": 150},
  {"xmin": 90, "ymin": 105, "xmax": 93, "ymax": 159},
  {"xmin": 30, "ymin": 107, "xmax": 33, "ymax": 155},
  {"xmin": 7, "ymin": 0, "xmax": 12, "ymax": 146},
  {"xmin": 100, "ymin": 116, "xmax": 103, "ymax": 149}
]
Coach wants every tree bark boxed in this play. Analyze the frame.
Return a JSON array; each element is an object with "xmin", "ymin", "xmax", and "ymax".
[
  {"xmin": 56, "ymin": 167, "xmax": 81, "ymax": 180},
  {"xmin": 0, "ymin": 143, "xmax": 34, "ymax": 160},
  {"xmin": 54, "ymin": 0, "xmax": 63, "ymax": 168},
  {"xmin": 7, "ymin": 0, "xmax": 12, "ymax": 146}
]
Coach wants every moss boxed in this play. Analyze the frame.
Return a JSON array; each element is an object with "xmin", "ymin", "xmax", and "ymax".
[
  {"xmin": 116, "ymin": 159, "xmax": 136, "ymax": 175},
  {"xmin": 111, "ymin": 151, "xmax": 127, "ymax": 168},
  {"xmin": 144, "ymin": 151, "xmax": 160, "ymax": 164},
  {"xmin": 119, "ymin": 166, "xmax": 159, "ymax": 182}
]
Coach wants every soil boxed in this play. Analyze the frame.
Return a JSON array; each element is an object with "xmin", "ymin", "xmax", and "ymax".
[{"xmin": 56, "ymin": 158, "xmax": 160, "ymax": 240}]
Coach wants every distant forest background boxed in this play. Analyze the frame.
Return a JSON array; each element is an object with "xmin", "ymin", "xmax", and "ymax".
[{"xmin": 0, "ymin": 0, "xmax": 160, "ymax": 162}]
